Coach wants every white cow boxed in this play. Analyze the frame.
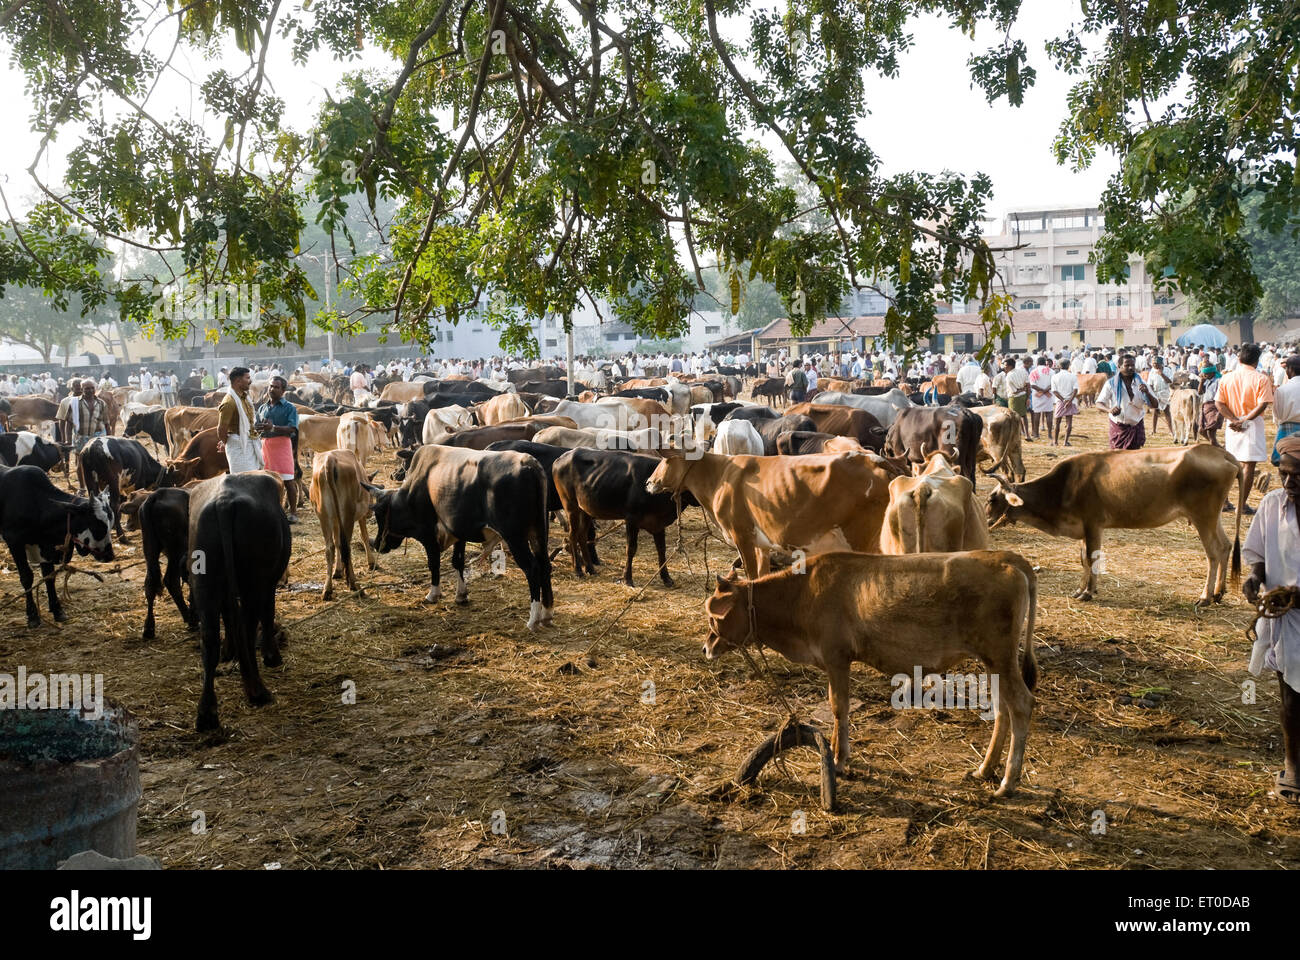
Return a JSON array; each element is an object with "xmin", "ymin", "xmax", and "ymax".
[
  {"xmin": 813, "ymin": 389, "xmax": 912, "ymax": 427},
  {"xmin": 421, "ymin": 404, "xmax": 475, "ymax": 444},
  {"xmin": 711, "ymin": 418, "xmax": 764, "ymax": 456}
]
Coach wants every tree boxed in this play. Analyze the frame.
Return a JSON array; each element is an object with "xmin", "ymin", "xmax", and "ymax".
[
  {"xmin": 693, "ymin": 263, "xmax": 787, "ymax": 331},
  {"xmin": 3, "ymin": 1, "xmax": 1298, "ymax": 360}
]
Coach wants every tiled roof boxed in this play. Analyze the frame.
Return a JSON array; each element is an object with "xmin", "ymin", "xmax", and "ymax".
[{"xmin": 752, "ymin": 308, "xmax": 1171, "ymax": 341}]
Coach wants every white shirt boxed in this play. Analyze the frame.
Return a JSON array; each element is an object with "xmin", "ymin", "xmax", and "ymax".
[
  {"xmin": 1274, "ymin": 376, "xmax": 1300, "ymax": 426},
  {"xmin": 1147, "ymin": 368, "xmax": 1172, "ymax": 405},
  {"xmin": 1081, "ymin": 355, "xmax": 1097, "ymax": 375},
  {"xmin": 140, "ymin": 372, "xmax": 153, "ymax": 390},
  {"xmin": 1243, "ymin": 490, "xmax": 1300, "ymax": 693},
  {"xmin": 1096, "ymin": 374, "xmax": 1152, "ymax": 425},
  {"xmin": 1051, "ymin": 370, "xmax": 1079, "ymax": 401},
  {"xmin": 974, "ymin": 372, "xmax": 994, "ymax": 399},
  {"xmin": 957, "ymin": 363, "xmax": 980, "ymax": 393}
]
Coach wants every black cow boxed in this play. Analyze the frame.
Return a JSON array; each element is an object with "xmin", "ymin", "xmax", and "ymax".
[
  {"xmin": 884, "ymin": 406, "xmax": 985, "ymax": 484},
  {"xmin": 552, "ymin": 448, "xmax": 698, "ymax": 588},
  {"xmin": 752, "ymin": 414, "xmax": 819, "ymax": 455},
  {"xmin": 371, "ymin": 445, "xmax": 554, "ymax": 629},
  {"xmin": 750, "ymin": 377, "xmax": 789, "ymax": 405},
  {"xmin": 692, "ymin": 401, "xmax": 747, "ymax": 428},
  {"xmin": 422, "ymin": 379, "xmax": 500, "ymax": 401},
  {"xmin": 78, "ymin": 436, "xmax": 169, "ymax": 538},
  {"xmin": 614, "ymin": 387, "xmax": 672, "ymax": 405},
  {"xmin": 136, "ymin": 487, "xmax": 194, "ymax": 640},
  {"xmin": 123, "ymin": 409, "xmax": 168, "ymax": 452},
  {"xmin": 721, "ymin": 404, "xmax": 780, "ymax": 425},
  {"xmin": 693, "ymin": 379, "xmax": 726, "ymax": 403},
  {"xmin": 0, "ymin": 465, "xmax": 115, "ymax": 627},
  {"xmin": 0, "ymin": 431, "xmax": 67, "ymax": 474},
  {"xmin": 949, "ymin": 392, "xmax": 991, "ymax": 408},
  {"xmin": 189, "ymin": 472, "xmax": 292, "ymax": 731},
  {"xmin": 527, "ymin": 380, "xmax": 571, "ymax": 399},
  {"xmin": 485, "ymin": 438, "xmax": 599, "ymax": 565}
]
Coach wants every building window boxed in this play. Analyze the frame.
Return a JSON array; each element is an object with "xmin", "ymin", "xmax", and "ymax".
[
  {"xmin": 1051, "ymin": 215, "xmax": 1087, "ymax": 230},
  {"xmin": 545, "ymin": 316, "xmax": 556, "ymax": 328},
  {"xmin": 705, "ymin": 325, "xmax": 720, "ymax": 335},
  {"xmin": 624, "ymin": 333, "xmax": 637, "ymax": 341},
  {"xmin": 1060, "ymin": 264, "xmax": 1085, "ymax": 282},
  {"xmin": 1062, "ymin": 297, "xmax": 1084, "ymax": 309},
  {"xmin": 1014, "ymin": 215, "xmax": 1046, "ymax": 232},
  {"xmin": 1154, "ymin": 292, "xmax": 1175, "ymax": 305},
  {"xmin": 604, "ymin": 332, "xmax": 620, "ymax": 342},
  {"xmin": 545, "ymin": 338, "xmax": 557, "ymax": 348},
  {"xmin": 1022, "ymin": 251, "xmax": 1037, "ymax": 258},
  {"xmin": 1066, "ymin": 249, "xmax": 1079, "ymax": 256},
  {"xmin": 1107, "ymin": 295, "xmax": 1128, "ymax": 307},
  {"xmin": 1018, "ymin": 300, "xmax": 1041, "ymax": 310},
  {"xmin": 446, "ymin": 329, "xmax": 453, "ymax": 341}
]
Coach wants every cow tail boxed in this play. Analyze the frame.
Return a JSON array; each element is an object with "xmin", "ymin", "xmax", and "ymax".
[
  {"xmin": 1021, "ymin": 565, "xmax": 1039, "ymax": 692},
  {"xmin": 913, "ymin": 483, "xmax": 931, "ymax": 554},
  {"xmin": 1232, "ymin": 456, "xmax": 1245, "ymax": 586}
]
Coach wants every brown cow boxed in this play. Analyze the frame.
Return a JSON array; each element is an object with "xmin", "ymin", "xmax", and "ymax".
[
  {"xmin": 162, "ymin": 428, "xmax": 227, "ymax": 485},
  {"xmin": 704, "ymin": 550, "xmax": 1038, "ymax": 795},
  {"xmin": 309, "ymin": 449, "xmax": 378, "ymax": 600},
  {"xmin": 7, "ymin": 396, "xmax": 59, "ymax": 432},
  {"xmin": 880, "ymin": 452, "xmax": 989, "ymax": 554},
  {"xmin": 646, "ymin": 450, "xmax": 892, "ymax": 578},
  {"xmin": 1076, "ymin": 372, "xmax": 1109, "ymax": 406},
  {"xmin": 164, "ymin": 406, "xmax": 220, "ymax": 455},
  {"xmin": 478, "ymin": 392, "xmax": 531, "ymax": 425},
  {"xmin": 337, "ymin": 411, "xmax": 381, "ymax": 469},
  {"xmin": 986, "ymin": 444, "xmax": 1245, "ymax": 605},
  {"xmin": 297, "ymin": 414, "xmax": 343, "ymax": 456},
  {"xmin": 971, "ymin": 405, "xmax": 1026, "ymax": 483},
  {"xmin": 786, "ymin": 402, "xmax": 888, "ymax": 452}
]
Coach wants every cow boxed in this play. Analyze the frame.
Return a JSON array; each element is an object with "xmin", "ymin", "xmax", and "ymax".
[
  {"xmin": 421, "ymin": 404, "xmax": 476, "ymax": 445},
  {"xmin": 123, "ymin": 407, "xmax": 168, "ymax": 456},
  {"xmin": 135, "ymin": 487, "xmax": 194, "ymax": 640},
  {"xmin": 880, "ymin": 452, "xmax": 989, "ymax": 554},
  {"xmin": 478, "ymin": 392, "xmax": 531, "ymax": 425},
  {"xmin": 162, "ymin": 427, "xmax": 227, "ymax": 485},
  {"xmin": 297, "ymin": 414, "xmax": 343, "ymax": 458},
  {"xmin": 786, "ymin": 402, "xmax": 888, "ymax": 453},
  {"xmin": 309, "ymin": 449, "xmax": 379, "ymax": 601},
  {"xmin": 750, "ymin": 377, "xmax": 789, "ymax": 406},
  {"xmin": 0, "ymin": 465, "xmax": 115, "ymax": 627},
  {"xmin": 1170, "ymin": 388, "xmax": 1201, "ymax": 445},
  {"xmin": 774, "ymin": 431, "xmax": 868, "ymax": 456},
  {"xmin": 986, "ymin": 444, "xmax": 1245, "ymax": 605},
  {"xmin": 553, "ymin": 447, "xmax": 697, "ymax": 588},
  {"xmin": 337, "ymin": 411, "xmax": 381, "ymax": 469},
  {"xmin": 1076, "ymin": 372, "xmax": 1110, "ymax": 406},
  {"xmin": 188, "ymin": 472, "xmax": 292, "ymax": 731},
  {"xmin": 77, "ymin": 436, "xmax": 169, "ymax": 538},
  {"xmin": 595, "ymin": 395, "xmax": 672, "ymax": 431},
  {"xmin": 549, "ymin": 398, "xmax": 658, "ymax": 433},
  {"xmin": 703, "ymin": 550, "xmax": 1038, "ymax": 796},
  {"xmin": 8, "ymin": 396, "xmax": 59, "ymax": 434},
  {"xmin": 692, "ymin": 402, "xmax": 750, "ymax": 446},
  {"xmin": 711, "ymin": 418, "xmax": 764, "ymax": 456},
  {"xmin": 533, "ymin": 425, "xmax": 660, "ymax": 451},
  {"xmin": 883, "ymin": 406, "xmax": 984, "ymax": 485},
  {"xmin": 812, "ymin": 389, "xmax": 913, "ymax": 427},
  {"xmin": 164, "ymin": 406, "xmax": 220, "ymax": 456},
  {"xmin": 0, "ymin": 431, "xmax": 67, "ymax": 474},
  {"xmin": 752, "ymin": 414, "xmax": 819, "ymax": 455},
  {"xmin": 371, "ymin": 444, "xmax": 553, "ymax": 628},
  {"xmin": 971, "ymin": 406, "xmax": 1026, "ymax": 483},
  {"xmin": 646, "ymin": 450, "xmax": 893, "ymax": 579}
]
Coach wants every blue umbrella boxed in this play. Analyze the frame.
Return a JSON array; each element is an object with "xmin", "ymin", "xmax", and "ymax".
[{"xmin": 1175, "ymin": 323, "xmax": 1228, "ymax": 348}]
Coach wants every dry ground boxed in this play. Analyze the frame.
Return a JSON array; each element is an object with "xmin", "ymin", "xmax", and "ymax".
[{"xmin": 3, "ymin": 401, "xmax": 1300, "ymax": 869}]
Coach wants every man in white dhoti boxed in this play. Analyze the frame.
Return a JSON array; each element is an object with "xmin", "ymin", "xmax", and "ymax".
[
  {"xmin": 1242, "ymin": 433, "xmax": 1300, "ymax": 804},
  {"xmin": 216, "ymin": 366, "xmax": 263, "ymax": 473},
  {"xmin": 1146, "ymin": 356, "xmax": 1174, "ymax": 436},
  {"xmin": 1217, "ymin": 343, "xmax": 1274, "ymax": 515}
]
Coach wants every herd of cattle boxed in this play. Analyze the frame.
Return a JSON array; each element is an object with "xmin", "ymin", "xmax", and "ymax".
[{"xmin": 0, "ymin": 365, "xmax": 1248, "ymax": 798}]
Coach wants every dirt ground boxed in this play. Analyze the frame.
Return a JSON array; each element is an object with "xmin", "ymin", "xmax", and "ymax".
[{"xmin": 4, "ymin": 400, "xmax": 1300, "ymax": 870}]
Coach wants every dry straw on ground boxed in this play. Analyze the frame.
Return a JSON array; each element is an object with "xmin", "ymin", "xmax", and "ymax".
[{"xmin": 2, "ymin": 403, "xmax": 1298, "ymax": 868}]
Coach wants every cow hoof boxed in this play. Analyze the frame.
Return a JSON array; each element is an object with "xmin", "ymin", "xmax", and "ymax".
[
  {"xmin": 263, "ymin": 651, "xmax": 283, "ymax": 668},
  {"xmin": 321, "ymin": 589, "xmax": 333, "ymax": 602},
  {"xmin": 195, "ymin": 712, "xmax": 219, "ymax": 732},
  {"xmin": 455, "ymin": 594, "xmax": 469, "ymax": 606},
  {"xmin": 26, "ymin": 617, "xmax": 41, "ymax": 629},
  {"xmin": 249, "ymin": 688, "xmax": 275, "ymax": 708},
  {"xmin": 974, "ymin": 764, "xmax": 1000, "ymax": 782},
  {"xmin": 141, "ymin": 628, "xmax": 155, "ymax": 641},
  {"xmin": 425, "ymin": 588, "xmax": 441, "ymax": 603},
  {"xmin": 993, "ymin": 779, "xmax": 1019, "ymax": 798},
  {"xmin": 1213, "ymin": 591, "xmax": 1225, "ymax": 603},
  {"xmin": 661, "ymin": 576, "xmax": 676, "ymax": 589},
  {"xmin": 1194, "ymin": 597, "xmax": 1212, "ymax": 609},
  {"xmin": 52, "ymin": 609, "xmax": 68, "ymax": 623}
]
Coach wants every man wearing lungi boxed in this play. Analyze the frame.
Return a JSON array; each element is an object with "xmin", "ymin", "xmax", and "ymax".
[
  {"xmin": 1050, "ymin": 358, "xmax": 1079, "ymax": 447},
  {"xmin": 216, "ymin": 366, "xmax": 263, "ymax": 475},
  {"xmin": 1095, "ymin": 353, "xmax": 1156, "ymax": 450},
  {"xmin": 1216, "ymin": 342, "xmax": 1274, "ymax": 515},
  {"xmin": 1242, "ymin": 434, "xmax": 1300, "ymax": 805},
  {"xmin": 257, "ymin": 375, "xmax": 301, "ymax": 523},
  {"xmin": 1146, "ymin": 356, "xmax": 1174, "ymax": 436}
]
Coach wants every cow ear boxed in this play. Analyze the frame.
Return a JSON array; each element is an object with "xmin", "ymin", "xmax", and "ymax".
[
  {"xmin": 1004, "ymin": 490, "xmax": 1025, "ymax": 507},
  {"xmin": 714, "ymin": 574, "xmax": 731, "ymax": 592}
]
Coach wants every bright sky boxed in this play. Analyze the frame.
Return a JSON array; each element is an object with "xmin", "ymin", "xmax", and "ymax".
[{"xmin": 0, "ymin": 1, "xmax": 1115, "ymax": 224}]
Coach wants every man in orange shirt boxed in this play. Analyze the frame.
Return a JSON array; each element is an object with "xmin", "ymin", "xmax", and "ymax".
[{"xmin": 1217, "ymin": 342, "xmax": 1274, "ymax": 515}]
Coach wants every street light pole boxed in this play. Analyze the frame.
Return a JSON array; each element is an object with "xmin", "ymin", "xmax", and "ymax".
[{"xmin": 565, "ymin": 313, "xmax": 575, "ymax": 396}]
